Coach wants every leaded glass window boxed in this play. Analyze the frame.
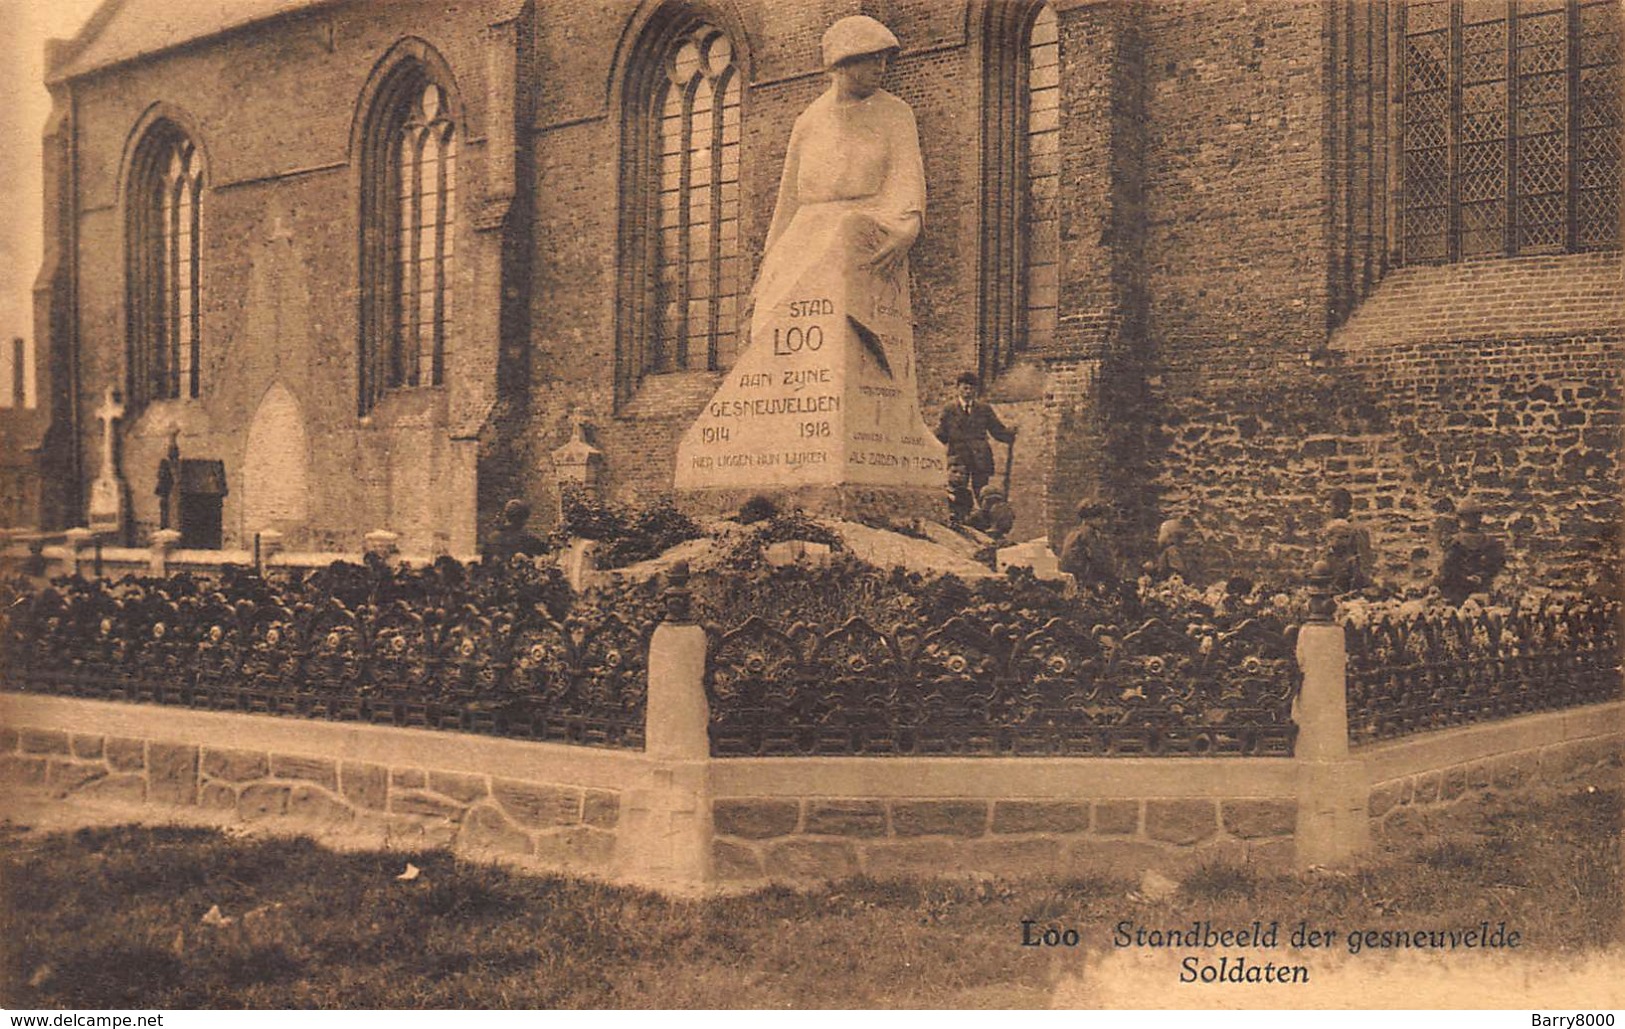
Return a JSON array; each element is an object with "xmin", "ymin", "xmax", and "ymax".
[
  {"xmin": 651, "ymin": 24, "xmax": 742, "ymax": 374},
  {"xmin": 391, "ymin": 83, "xmax": 457, "ymax": 390},
  {"xmin": 360, "ymin": 64, "xmax": 458, "ymax": 416},
  {"xmin": 1024, "ymin": 4, "xmax": 1061, "ymax": 352},
  {"xmin": 128, "ymin": 124, "xmax": 204, "ymax": 406},
  {"xmin": 979, "ymin": 1, "xmax": 1063, "ymax": 380},
  {"xmin": 1400, "ymin": 0, "xmax": 1620, "ymax": 264}
]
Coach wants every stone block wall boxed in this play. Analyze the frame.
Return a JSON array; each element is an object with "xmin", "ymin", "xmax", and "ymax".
[
  {"xmin": 3, "ymin": 689, "xmax": 1620, "ymax": 892},
  {"xmin": 1332, "ymin": 253, "xmax": 1624, "ymax": 590},
  {"xmin": 1144, "ymin": 252, "xmax": 1623, "ymax": 590},
  {"xmin": 0, "ymin": 724, "xmax": 622, "ymax": 875},
  {"xmin": 710, "ymin": 794, "xmax": 1298, "ymax": 882},
  {"xmin": 1368, "ymin": 736, "xmax": 1620, "ymax": 840},
  {"xmin": 1358, "ymin": 708, "xmax": 1622, "ymax": 840}
]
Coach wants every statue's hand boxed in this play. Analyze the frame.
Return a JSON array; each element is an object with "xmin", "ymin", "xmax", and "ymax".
[
  {"xmin": 864, "ymin": 213, "xmax": 919, "ymax": 281},
  {"xmin": 866, "ymin": 235, "xmax": 910, "ymax": 280}
]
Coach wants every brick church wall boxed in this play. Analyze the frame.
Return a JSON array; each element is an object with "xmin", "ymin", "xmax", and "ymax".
[
  {"xmin": 57, "ymin": 1, "xmax": 510, "ymax": 552},
  {"xmin": 34, "ymin": 0, "xmax": 1619, "ymax": 589},
  {"xmin": 1333, "ymin": 253, "xmax": 1624, "ymax": 591},
  {"xmin": 1129, "ymin": 0, "xmax": 1343, "ymax": 577}
]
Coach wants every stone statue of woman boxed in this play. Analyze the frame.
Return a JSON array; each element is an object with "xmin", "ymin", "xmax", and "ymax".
[
  {"xmin": 675, "ymin": 15, "xmax": 947, "ymax": 511},
  {"xmin": 752, "ymin": 15, "xmax": 925, "ymax": 314}
]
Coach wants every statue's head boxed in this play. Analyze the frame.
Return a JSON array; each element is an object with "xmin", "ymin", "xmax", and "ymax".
[{"xmin": 823, "ymin": 15, "xmax": 898, "ymax": 98}]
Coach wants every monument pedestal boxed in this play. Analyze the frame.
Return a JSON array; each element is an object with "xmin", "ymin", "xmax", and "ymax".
[{"xmin": 674, "ymin": 208, "xmax": 946, "ymax": 522}]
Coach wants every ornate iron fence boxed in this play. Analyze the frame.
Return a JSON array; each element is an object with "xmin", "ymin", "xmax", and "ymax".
[
  {"xmin": 0, "ymin": 561, "xmax": 655, "ymax": 748},
  {"xmin": 705, "ymin": 611, "xmax": 1300, "ymax": 758},
  {"xmin": 1345, "ymin": 599, "xmax": 1622, "ymax": 744}
]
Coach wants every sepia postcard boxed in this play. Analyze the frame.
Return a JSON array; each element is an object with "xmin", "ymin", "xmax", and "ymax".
[{"xmin": 0, "ymin": 0, "xmax": 1621, "ymax": 1013}]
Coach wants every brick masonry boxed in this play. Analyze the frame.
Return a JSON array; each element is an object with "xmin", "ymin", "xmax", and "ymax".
[
  {"xmin": 709, "ymin": 795, "xmax": 1298, "ymax": 882},
  {"xmin": 10, "ymin": 0, "xmax": 1620, "ymax": 591},
  {"xmin": 0, "ymin": 727, "xmax": 621, "ymax": 873}
]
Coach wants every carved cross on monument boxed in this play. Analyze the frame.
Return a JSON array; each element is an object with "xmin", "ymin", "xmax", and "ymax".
[
  {"xmin": 268, "ymin": 211, "xmax": 295, "ymax": 245},
  {"xmin": 87, "ymin": 386, "xmax": 127, "ymax": 534}
]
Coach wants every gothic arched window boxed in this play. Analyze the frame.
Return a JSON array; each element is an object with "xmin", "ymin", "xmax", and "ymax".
[
  {"xmin": 360, "ymin": 63, "xmax": 458, "ymax": 416},
  {"xmin": 979, "ymin": 1, "xmax": 1060, "ymax": 381},
  {"xmin": 1399, "ymin": 0, "xmax": 1620, "ymax": 264},
  {"xmin": 127, "ymin": 123, "xmax": 204, "ymax": 406},
  {"xmin": 618, "ymin": 16, "xmax": 744, "ymax": 403}
]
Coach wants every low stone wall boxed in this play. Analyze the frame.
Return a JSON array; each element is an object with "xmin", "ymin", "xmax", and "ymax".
[
  {"xmin": 711, "ymin": 794, "xmax": 1298, "ymax": 882},
  {"xmin": 0, "ymin": 694, "xmax": 631, "ymax": 879},
  {"xmin": 1358, "ymin": 703, "xmax": 1622, "ymax": 837},
  {"xmin": 3, "ymin": 625, "xmax": 1619, "ymax": 892}
]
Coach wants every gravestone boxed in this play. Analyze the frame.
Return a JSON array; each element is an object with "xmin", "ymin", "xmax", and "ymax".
[
  {"xmin": 243, "ymin": 382, "xmax": 310, "ymax": 538},
  {"xmin": 674, "ymin": 17, "xmax": 946, "ymax": 521}
]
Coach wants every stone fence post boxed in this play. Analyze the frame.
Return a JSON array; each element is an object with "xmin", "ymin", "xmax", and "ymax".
[
  {"xmin": 618, "ymin": 561, "xmax": 713, "ymax": 893},
  {"xmin": 58, "ymin": 528, "xmax": 96, "ymax": 578},
  {"xmin": 149, "ymin": 529, "xmax": 182, "ymax": 577},
  {"xmin": 1293, "ymin": 560, "xmax": 1370, "ymax": 868},
  {"xmin": 363, "ymin": 530, "xmax": 401, "ymax": 564}
]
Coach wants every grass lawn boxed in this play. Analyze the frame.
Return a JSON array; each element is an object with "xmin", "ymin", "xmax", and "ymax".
[{"xmin": 2, "ymin": 776, "xmax": 1618, "ymax": 1009}]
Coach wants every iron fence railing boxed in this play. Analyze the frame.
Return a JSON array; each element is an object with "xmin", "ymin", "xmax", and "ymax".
[
  {"xmin": 0, "ymin": 561, "xmax": 655, "ymax": 748},
  {"xmin": 1345, "ymin": 599, "xmax": 1621, "ymax": 744},
  {"xmin": 705, "ymin": 612, "xmax": 1301, "ymax": 758}
]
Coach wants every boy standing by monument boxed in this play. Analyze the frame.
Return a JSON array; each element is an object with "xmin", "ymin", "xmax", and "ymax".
[{"xmin": 936, "ymin": 372, "xmax": 1015, "ymax": 524}]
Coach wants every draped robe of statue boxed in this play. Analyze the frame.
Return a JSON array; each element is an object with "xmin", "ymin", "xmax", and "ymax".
[{"xmin": 674, "ymin": 86, "xmax": 948, "ymax": 510}]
